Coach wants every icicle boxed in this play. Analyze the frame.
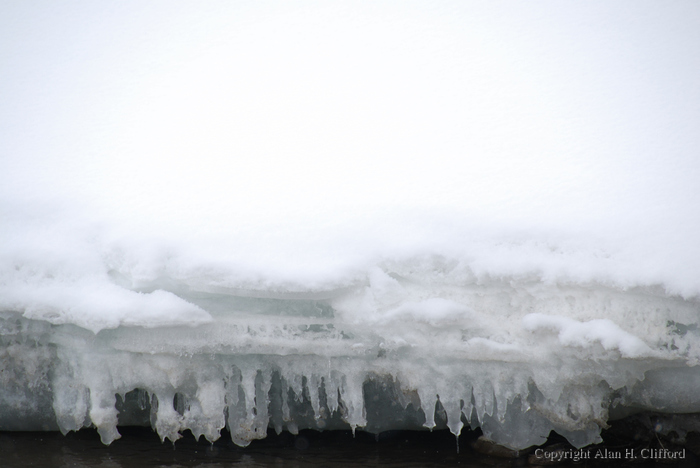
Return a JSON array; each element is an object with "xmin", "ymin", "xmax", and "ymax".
[
  {"xmin": 307, "ymin": 374, "xmax": 321, "ymax": 420},
  {"xmin": 281, "ymin": 377, "xmax": 291, "ymax": 424},
  {"xmin": 418, "ymin": 385, "xmax": 439, "ymax": 430},
  {"xmin": 278, "ymin": 362, "xmax": 303, "ymax": 403},
  {"xmin": 52, "ymin": 377, "xmax": 89, "ymax": 435},
  {"xmin": 473, "ymin": 381, "xmax": 495, "ymax": 423},
  {"xmin": 225, "ymin": 366, "xmax": 242, "ymax": 408},
  {"xmin": 324, "ymin": 374, "xmax": 340, "ymax": 414},
  {"xmin": 241, "ymin": 368, "xmax": 257, "ymax": 423},
  {"xmin": 88, "ymin": 387, "xmax": 121, "ymax": 445},
  {"xmin": 495, "ymin": 390, "xmax": 508, "ymax": 422},
  {"xmin": 226, "ymin": 369, "xmax": 252, "ymax": 448},
  {"xmin": 493, "ymin": 376, "xmax": 525, "ymax": 423},
  {"xmin": 151, "ymin": 390, "xmax": 182, "ymax": 443},
  {"xmin": 185, "ymin": 379, "xmax": 226, "ymax": 443},
  {"xmin": 443, "ymin": 398, "xmax": 464, "ymax": 442},
  {"xmin": 252, "ymin": 369, "xmax": 272, "ymax": 438},
  {"xmin": 339, "ymin": 371, "xmax": 366, "ymax": 432},
  {"xmin": 150, "ymin": 393, "xmax": 159, "ymax": 430},
  {"xmin": 461, "ymin": 388, "xmax": 474, "ymax": 427},
  {"xmin": 228, "ymin": 367, "xmax": 272, "ymax": 447},
  {"xmin": 290, "ymin": 373, "xmax": 303, "ymax": 402}
]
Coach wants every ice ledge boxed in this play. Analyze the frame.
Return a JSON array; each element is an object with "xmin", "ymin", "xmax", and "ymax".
[
  {"xmin": 2, "ymin": 266, "xmax": 699, "ymax": 449},
  {"xmin": 2, "ymin": 301, "xmax": 700, "ymax": 450}
]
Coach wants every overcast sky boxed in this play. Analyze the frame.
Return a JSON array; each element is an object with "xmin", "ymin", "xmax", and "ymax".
[{"xmin": 1, "ymin": 1, "xmax": 699, "ymax": 241}]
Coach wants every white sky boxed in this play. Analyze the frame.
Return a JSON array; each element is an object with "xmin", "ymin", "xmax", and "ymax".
[{"xmin": 1, "ymin": 0, "xmax": 699, "ymax": 242}]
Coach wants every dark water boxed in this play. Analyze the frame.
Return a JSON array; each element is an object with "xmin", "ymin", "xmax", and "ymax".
[
  {"xmin": 0, "ymin": 428, "xmax": 484, "ymax": 468},
  {"xmin": 0, "ymin": 427, "xmax": 696, "ymax": 468}
]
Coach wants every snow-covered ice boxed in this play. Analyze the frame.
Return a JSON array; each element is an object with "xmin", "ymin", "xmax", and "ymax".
[
  {"xmin": 1, "ymin": 0, "xmax": 700, "ymax": 451},
  {"xmin": 2, "ymin": 206, "xmax": 699, "ymax": 449}
]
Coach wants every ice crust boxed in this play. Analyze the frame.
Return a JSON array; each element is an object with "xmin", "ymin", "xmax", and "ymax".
[
  {"xmin": 1, "ymin": 201, "xmax": 700, "ymax": 450},
  {"xmin": 1, "ymin": 246, "xmax": 699, "ymax": 449}
]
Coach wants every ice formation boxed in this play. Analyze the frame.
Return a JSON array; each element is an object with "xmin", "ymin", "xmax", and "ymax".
[
  {"xmin": 2, "ymin": 0, "xmax": 700, "ymax": 452},
  {"xmin": 1, "ymin": 206, "xmax": 699, "ymax": 449}
]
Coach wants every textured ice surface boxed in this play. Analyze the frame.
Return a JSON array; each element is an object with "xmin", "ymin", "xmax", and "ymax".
[
  {"xmin": 1, "ymin": 251, "xmax": 699, "ymax": 449},
  {"xmin": 2, "ymin": 0, "xmax": 700, "ymax": 451}
]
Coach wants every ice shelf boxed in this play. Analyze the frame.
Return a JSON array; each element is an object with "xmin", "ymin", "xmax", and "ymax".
[{"xmin": 2, "ymin": 261, "xmax": 699, "ymax": 450}]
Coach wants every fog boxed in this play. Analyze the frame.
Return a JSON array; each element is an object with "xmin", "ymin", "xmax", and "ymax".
[{"xmin": 1, "ymin": 1, "xmax": 699, "ymax": 294}]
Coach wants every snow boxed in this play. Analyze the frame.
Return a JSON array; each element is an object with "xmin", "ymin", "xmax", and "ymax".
[
  {"xmin": 1, "ymin": 0, "xmax": 700, "ymax": 451},
  {"xmin": 522, "ymin": 314, "xmax": 655, "ymax": 359}
]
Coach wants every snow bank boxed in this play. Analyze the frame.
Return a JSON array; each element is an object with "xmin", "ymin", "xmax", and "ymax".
[
  {"xmin": 1, "ymin": 236, "xmax": 699, "ymax": 448},
  {"xmin": 1, "ymin": 0, "xmax": 700, "ymax": 451}
]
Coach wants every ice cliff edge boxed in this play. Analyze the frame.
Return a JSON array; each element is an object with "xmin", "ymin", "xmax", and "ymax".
[{"xmin": 2, "ymin": 256, "xmax": 699, "ymax": 450}]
